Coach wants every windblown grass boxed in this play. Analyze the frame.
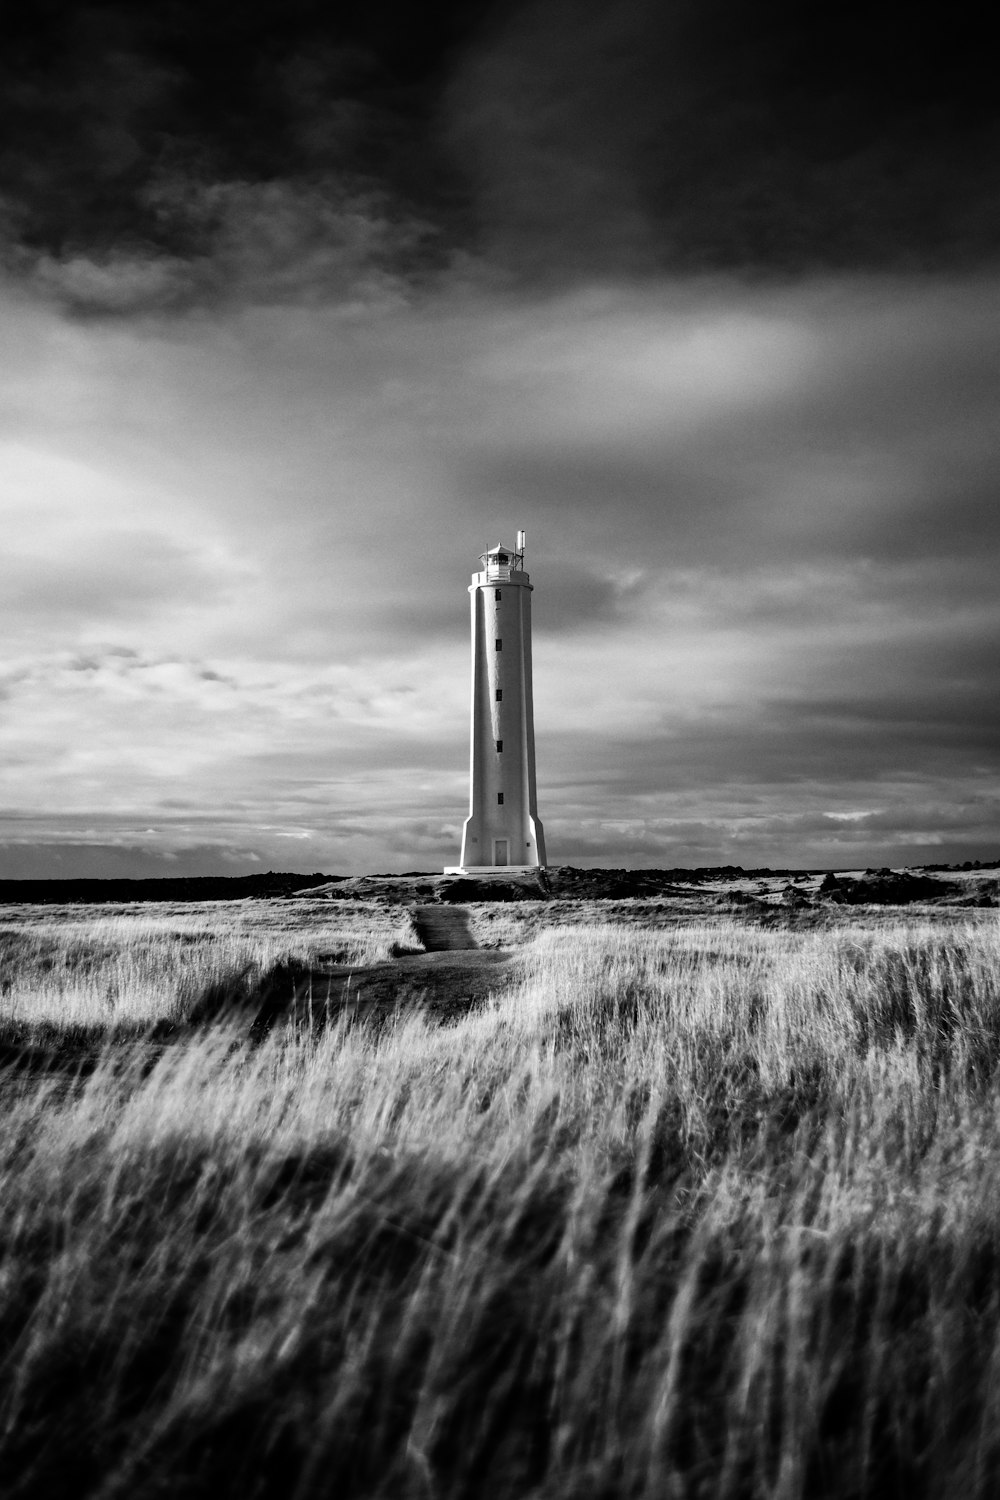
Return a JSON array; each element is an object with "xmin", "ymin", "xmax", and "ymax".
[
  {"xmin": 2, "ymin": 915, "xmax": 1000, "ymax": 1498},
  {"xmin": 0, "ymin": 901, "xmax": 418, "ymax": 1031}
]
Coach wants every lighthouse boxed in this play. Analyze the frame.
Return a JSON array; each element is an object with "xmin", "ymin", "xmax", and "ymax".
[{"xmin": 446, "ymin": 532, "xmax": 546, "ymax": 873}]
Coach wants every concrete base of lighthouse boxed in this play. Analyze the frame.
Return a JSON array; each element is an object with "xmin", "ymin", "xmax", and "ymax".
[{"xmin": 443, "ymin": 864, "xmax": 545, "ymax": 875}]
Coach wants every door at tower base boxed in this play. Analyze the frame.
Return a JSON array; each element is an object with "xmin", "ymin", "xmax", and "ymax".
[{"xmin": 445, "ymin": 537, "xmax": 546, "ymax": 875}]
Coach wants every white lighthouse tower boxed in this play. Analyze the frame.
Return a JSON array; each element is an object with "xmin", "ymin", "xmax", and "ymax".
[{"xmin": 446, "ymin": 532, "xmax": 546, "ymax": 873}]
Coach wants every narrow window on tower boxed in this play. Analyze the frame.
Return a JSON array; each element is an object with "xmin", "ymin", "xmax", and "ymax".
[
  {"xmin": 494, "ymin": 589, "xmax": 502, "ymax": 601},
  {"xmin": 495, "ymin": 638, "xmax": 502, "ymax": 650},
  {"xmin": 496, "ymin": 739, "xmax": 503, "ymax": 752},
  {"xmin": 496, "ymin": 688, "xmax": 502, "ymax": 701},
  {"xmin": 497, "ymin": 792, "xmax": 504, "ymax": 805}
]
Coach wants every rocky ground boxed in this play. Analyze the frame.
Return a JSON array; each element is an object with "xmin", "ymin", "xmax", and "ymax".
[
  {"xmin": 3, "ymin": 862, "xmax": 997, "ymax": 910},
  {"xmin": 293, "ymin": 862, "xmax": 1000, "ymax": 912}
]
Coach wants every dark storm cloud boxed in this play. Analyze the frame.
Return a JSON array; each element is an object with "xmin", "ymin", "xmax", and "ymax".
[
  {"xmin": 0, "ymin": 0, "xmax": 487, "ymax": 308},
  {"xmin": 2, "ymin": 0, "xmax": 997, "ymax": 311},
  {"xmin": 449, "ymin": 0, "xmax": 1000, "ymax": 277}
]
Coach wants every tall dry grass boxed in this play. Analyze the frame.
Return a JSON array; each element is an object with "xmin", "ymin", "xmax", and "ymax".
[
  {"xmin": 2, "ymin": 914, "xmax": 1000, "ymax": 1498},
  {"xmin": 0, "ymin": 901, "xmax": 418, "ymax": 1031}
]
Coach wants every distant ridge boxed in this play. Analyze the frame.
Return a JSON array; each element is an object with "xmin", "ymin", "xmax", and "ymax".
[{"xmin": 0, "ymin": 872, "xmax": 344, "ymax": 905}]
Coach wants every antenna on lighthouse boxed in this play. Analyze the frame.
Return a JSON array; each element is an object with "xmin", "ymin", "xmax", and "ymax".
[{"xmin": 516, "ymin": 529, "xmax": 526, "ymax": 564}]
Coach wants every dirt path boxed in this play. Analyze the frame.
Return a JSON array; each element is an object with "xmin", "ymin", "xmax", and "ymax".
[
  {"xmin": 410, "ymin": 905, "xmax": 478, "ymax": 951},
  {"xmin": 250, "ymin": 947, "xmax": 520, "ymax": 1035}
]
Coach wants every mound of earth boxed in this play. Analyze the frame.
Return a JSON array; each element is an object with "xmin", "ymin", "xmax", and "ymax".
[
  {"xmin": 544, "ymin": 867, "xmax": 718, "ymax": 899},
  {"xmin": 944, "ymin": 877, "xmax": 1000, "ymax": 908},
  {"xmin": 295, "ymin": 866, "xmax": 768, "ymax": 905},
  {"xmin": 294, "ymin": 874, "xmax": 440, "ymax": 904},
  {"xmin": 440, "ymin": 877, "xmax": 543, "ymax": 903},
  {"xmin": 780, "ymin": 883, "xmax": 813, "ymax": 906},
  {"xmin": 819, "ymin": 871, "xmax": 953, "ymax": 905}
]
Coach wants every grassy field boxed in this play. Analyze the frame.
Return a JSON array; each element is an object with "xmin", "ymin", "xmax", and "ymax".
[
  {"xmin": 2, "ymin": 901, "xmax": 1000, "ymax": 1498},
  {"xmin": 0, "ymin": 901, "xmax": 420, "ymax": 1032}
]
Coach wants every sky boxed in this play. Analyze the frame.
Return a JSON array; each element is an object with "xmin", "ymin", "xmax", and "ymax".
[{"xmin": 1, "ymin": 0, "xmax": 999, "ymax": 877}]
